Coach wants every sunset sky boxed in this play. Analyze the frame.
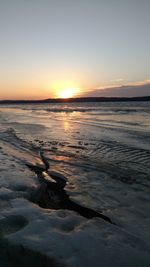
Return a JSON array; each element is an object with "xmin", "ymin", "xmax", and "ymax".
[{"xmin": 0, "ymin": 0, "xmax": 150, "ymax": 99}]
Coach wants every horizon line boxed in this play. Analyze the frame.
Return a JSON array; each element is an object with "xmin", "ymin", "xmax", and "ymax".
[{"xmin": 0, "ymin": 95, "xmax": 150, "ymax": 103}]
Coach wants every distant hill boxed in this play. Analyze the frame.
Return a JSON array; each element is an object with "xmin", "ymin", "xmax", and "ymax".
[{"xmin": 0, "ymin": 96, "xmax": 150, "ymax": 104}]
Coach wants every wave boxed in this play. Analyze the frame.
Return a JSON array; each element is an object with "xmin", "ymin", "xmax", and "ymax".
[
  {"xmin": 31, "ymin": 107, "xmax": 150, "ymax": 115},
  {"xmin": 45, "ymin": 108, "xmax": 94, "ymax": 113},
  {"xmin": 4, "ymin": 102, "xmax": 149, "ymax": 116}
]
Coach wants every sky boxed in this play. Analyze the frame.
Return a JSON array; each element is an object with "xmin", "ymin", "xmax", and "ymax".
[{"xmin": 0, "ymin": 0, "xmax": 150, "ymax": 99}]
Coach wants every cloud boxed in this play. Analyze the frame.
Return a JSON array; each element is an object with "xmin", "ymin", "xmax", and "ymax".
[
  {"xmin": 81, "ymin": 80, "xmax": 150, "ymax": 97},
  {"xmin": 109, "ymin": 78, "xmax": 125, "ymax": 83}
]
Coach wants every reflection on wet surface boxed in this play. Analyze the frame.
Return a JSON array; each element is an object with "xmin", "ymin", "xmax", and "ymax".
[{"xmin": 63, "ymin": 120, "xmax": 70, "ymax": 132}]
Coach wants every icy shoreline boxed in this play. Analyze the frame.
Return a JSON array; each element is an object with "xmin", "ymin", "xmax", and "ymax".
[
  {"xmin": 0, "ymin": 130, "xmax": 150, "ymax": 267},
  {"xmin": 0, "ymin": 104, "xmax": 150, "ymax": 266}
]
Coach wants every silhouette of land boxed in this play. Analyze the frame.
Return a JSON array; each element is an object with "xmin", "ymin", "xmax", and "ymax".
[{"xmin": 0, "ymin": 96, "xmax": 150, "ymax": 104}]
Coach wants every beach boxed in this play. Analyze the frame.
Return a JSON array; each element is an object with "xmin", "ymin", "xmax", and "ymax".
[{"xmin": 0, "ymin": 101, "xmax": 150, "ymax": 266}]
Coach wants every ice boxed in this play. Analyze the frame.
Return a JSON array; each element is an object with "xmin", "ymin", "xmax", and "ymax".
[{"xmin": 0, "ymin": 104, "xmax": 150, "ymax": 266}]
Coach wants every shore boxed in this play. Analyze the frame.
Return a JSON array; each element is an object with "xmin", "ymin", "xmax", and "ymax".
[
  {"xmin": 0, "ymin": 104, "xmax": 150, "ymax": 266},
  {"xmin": 0, "ymin": 130, "xmax": 150, "ymax": 267}
]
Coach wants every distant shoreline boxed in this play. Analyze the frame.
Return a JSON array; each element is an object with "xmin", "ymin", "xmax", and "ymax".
[{"xmin": 0, "ymin": 96, "xmax": 150, "ymax": 104}]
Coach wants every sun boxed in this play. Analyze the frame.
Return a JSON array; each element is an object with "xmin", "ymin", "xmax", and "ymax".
[
  {"xmin": 50, "ymin": 81, "xmax": 81, "ymax": 99},
  {"xmin": 58, "ymin": 87, "xmax": 79, "ymax": 99}
]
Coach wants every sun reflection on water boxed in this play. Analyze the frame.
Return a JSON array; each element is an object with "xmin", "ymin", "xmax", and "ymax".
[{"xmin": 63, "ymin": 120, "xmax": 70, "ymax": 132}]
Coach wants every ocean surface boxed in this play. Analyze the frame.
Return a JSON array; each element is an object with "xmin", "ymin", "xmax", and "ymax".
[{"xmin": 0, "ymin": 101, "xmax": 150, "ymax": 266}]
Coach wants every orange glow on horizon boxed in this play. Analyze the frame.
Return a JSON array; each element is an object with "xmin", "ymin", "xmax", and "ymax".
[
  {"xmin": 50, "ymin": 81, "xmax": 81, "ymax": 98},
  {"xmin": 57, "ymin": 87, "xmax": 80, "ymax": 98}
]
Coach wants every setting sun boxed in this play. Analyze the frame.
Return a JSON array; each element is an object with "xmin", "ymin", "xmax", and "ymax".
[
  {"xmin": 57, "ymin": 87, "xmax": 80, "ymax": 99},
  {"xmin": 51, "ymin": 81, "xmax": 81, "ymax": 98}
]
